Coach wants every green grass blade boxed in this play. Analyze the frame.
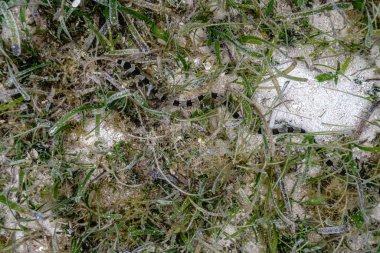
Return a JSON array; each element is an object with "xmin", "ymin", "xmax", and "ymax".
[
  {"xmin": 365, "ymin": 8, "xmax": 373, "ymax": 48},
  {"xmin": 7, "ymin": 63, "xmax": 30, "ymax": 101},
  {"xmin": 58, "ymin": 10, "xmax": 73, "ymax": 41},
  {"xmin": 0, "ymin": 193, "xmax": 28, "ymax": 214},
  {"xmin": 111, "ymin": 4, "xmax": 169, "ymax": 41},
  {"xmin": 341, "ymin": 56, "xmax": 351, "ymax": 74},
  {"xmin": 75, "ymin": 168, "xmax": 95, "ymax": 203},
  {"xmin": 265, "ymin": 0, "xmax": 275, "ymax": 16},
  {"xmin": 315, "ymin": 72, "xmax": 335, "ymax": 82},
  {"xmin": 17, "ymin": 61, "xmax": 51, "ymax": 80},
  {"xmin": 83, "ymin": 16, "xmax": 110, "ymax": 50},
  {"xmin": 301, "ymin": 196, "xmax": 327, "ymax": 205},
  {"xmin": 109, "ymin": 0, "xmax": 118, "ymax": 25},
  {"xmin": 124, "ymin": 14, "xmax": 149, "ymax": 52},
  {"xmin": 48, "ymin": 104, "xmax": 103, "ymax": 136},
  {"xmin": 284, "ymin": 2, "xmax": 352, "ymax": 19},
  {"xmin": 105, "ymin": 89, "xmax": 131, "ymax": 106},
  {"xmin": 352, "ymin": 143, "xmax": 380, "ymax": 152},
  {"xmin": 214, "ymin": 39, "xmax": 221, "ymax": 64},
  {"xmin": 211, "ymin": 29, "xmax": 262, "ymax": 58},
  {"xmin": 49, "ymin": 90, "xmax": 131, "ymax": 136},
  {"xmin": 98, "ymin": 213, "xmax": 123, "ymax": 219},
  {"xmin": 0, "ymin": 96, "xmax": 24, "ymax": 112},
  {"xmin": 240, "ymin": 35, "xmax": 281, "ymax": 51}
]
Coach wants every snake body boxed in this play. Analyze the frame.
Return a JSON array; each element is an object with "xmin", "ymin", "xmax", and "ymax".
[
  {"xmin": 115, "ymin": 59, "xmax": 306, "ymax": 135},
  {"xmin": 109, "ymin": 59, "xmax": 346, "ymax": 173}
]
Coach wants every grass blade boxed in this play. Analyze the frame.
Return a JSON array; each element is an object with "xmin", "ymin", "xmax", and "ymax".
[
  {"xmin": 365, "ymin": 8, "xmax": 373, "ymax": 48},
  {"xmin": 124, "ymin": 14, "xmax": 150, "ymax": 52},
  {"xmin": 104, "ymin": 48, "xmax": 141, "ymax": 55},
  {"xmin": 83, "ymin": 17, "xmax": 110, "ymax": 50},
  {"xmin": 108, "ymin": 0, "xmax": 118, "ymax": 25},
  {"xmin": 265, "ymin": 0, "xmax": 275, "ymax": 16},
  {"xmin": 17, "ymin": 61, "xmax": 51, "ymax": 80},
  {"xmin": 75, "ymin": 168, "xmax": 95, "ymax": 202},
  {"xmin": 57, "ymin": 7, "xmax": 74, "ymax": 41},
  {"xmin": 48, "ymin": 104, "xmax": 103, "ymax": 136},
  {"xmin": 95, "ymin": 2, "xmax": 169, "ymax": 41},
  {"xmin": 7, "ymin": 63, "xmax": 30, "ymax": 101},
  {"xmin": 49, "ymin": 90, "xmax": 131, "ymax": 136},
  {"xmin": 284, "ymin": 2, "xmax": 352, "ymax": 19},
  {"xmin": 0, "ymin": 193, "xmax": 28, "ymax": 214},
  {"xmin": 212, "ymin": 28, "xmax": 263, "ymax": 58},
  {"xmin": 105, "ymin": 89, "xmax": 131, "ymax": 106},
  {"xmin": 0, "ymin": 1, "xmax": 21, "ymax": 56},
  {"xmin": 0, "ymin": 96, "xmax": 24, "ymax": 112}
]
